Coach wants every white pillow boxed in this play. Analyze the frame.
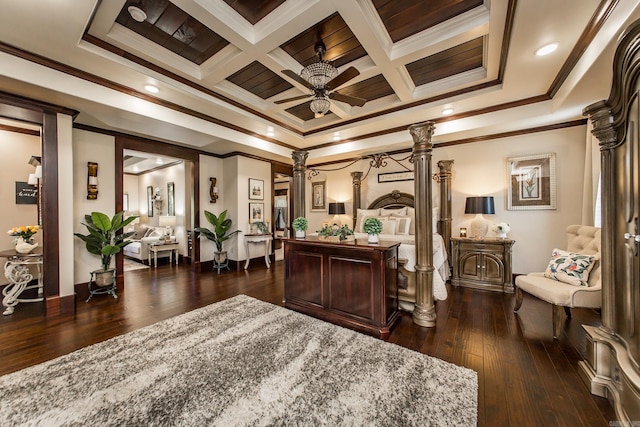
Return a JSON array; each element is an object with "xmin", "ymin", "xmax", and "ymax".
[
  {"xmin": 391, "ymin": 216, "xmax": 411, "ymax": 235},
  {"xmin": 146, "ymin": 227, "xmax": 164, "ymax": 238},
  {"xmin": 380, "ymin": 207, "xmax": 407, "ymax": 217},
  {"xmin": 355, "ymin": 209, "xmax": 380, "ymax": 233},
  {"xmin": 376, "ymin": 217, "xmax": 398, "ymax": 235}
]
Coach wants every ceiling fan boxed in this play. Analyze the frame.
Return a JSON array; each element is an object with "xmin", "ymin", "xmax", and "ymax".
[{"xmin": 276, "ymin": 41, "xmax": 367, "ymax": 118}]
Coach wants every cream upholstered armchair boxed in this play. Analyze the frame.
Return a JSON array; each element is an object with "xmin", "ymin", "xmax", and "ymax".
[{"xmin": 513, "ymin": 225, "xmax": 601, "ymax": 339}]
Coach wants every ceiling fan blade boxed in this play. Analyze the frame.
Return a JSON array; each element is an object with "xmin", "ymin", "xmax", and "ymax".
[
  {"xmin": 282, "ymin": 69, "xmax": 315, "ymax": 90},
  {"xmin": 274, "ymin": 94, "xmax": 312, "ymax": 104},
  {"xmin": 329, "ymin": 92, "xmax": 367, "ymax": 107},
  {"xmin": 326, "ymin": 67, "xmax": 360, "ymax": 90}
]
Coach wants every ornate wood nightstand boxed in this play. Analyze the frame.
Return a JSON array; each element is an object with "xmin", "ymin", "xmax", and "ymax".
[{"xmin": 450, "ymin": 237, "xmax": 515, "ymax": 293}]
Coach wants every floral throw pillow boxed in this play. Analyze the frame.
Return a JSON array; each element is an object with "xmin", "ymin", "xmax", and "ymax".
[{"xmin": 544, "ymin": 248, "xmax": 598, "ymax": 287}]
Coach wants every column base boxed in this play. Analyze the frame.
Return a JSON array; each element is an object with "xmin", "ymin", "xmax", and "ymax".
[{"xmin": 412, "ymin": 303, "xmax": 436, "ymax": 327}]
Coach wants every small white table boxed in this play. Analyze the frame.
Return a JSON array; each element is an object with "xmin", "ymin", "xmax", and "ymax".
[
  {"xmin": 148, "ymin": 242, "xmax": 179, "ymax": 268},
  {"xmin": 244, "ymin": 234, "xmax": 273, "ymax": 270},
  {"xmin": 0, "ymin": 248, "xmax": 43, "ymax": 315}
]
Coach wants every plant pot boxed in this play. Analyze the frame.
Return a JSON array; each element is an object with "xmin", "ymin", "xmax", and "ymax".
[
  {"xmin": 214, "ymin": 251, "xmax": 228, "ymax": 265},
  {"xmin": 94, "ymin": 269, "xmax": 115, "ymax": 287},
  {"xmin": 15, "ymin": 237, "xmax": 38, "ymax": 254},
  {"xmin": 368, "ymin": 234, "xmax": 379, "ymax": 244},
  {"xmin": 295, "ymin": 230, "xmax": 305, "ymax": 239},
  {"xmin": 497, "ymin": 232, "xmax": 508, "ymax": 239}
]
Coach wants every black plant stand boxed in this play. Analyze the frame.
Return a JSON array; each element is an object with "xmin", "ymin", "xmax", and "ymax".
[
  {"xmin": 87, "ymin": 268, "xmax": 117, "ymax": 302},
  {"xmin": 212, "ymin": 252, "xmax": 229, "ymax": 274}
]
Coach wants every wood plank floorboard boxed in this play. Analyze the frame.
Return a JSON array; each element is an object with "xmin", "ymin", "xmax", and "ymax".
[{"xmin": 0, "ymin": 261, "xmax": 618, "ymax": 426}]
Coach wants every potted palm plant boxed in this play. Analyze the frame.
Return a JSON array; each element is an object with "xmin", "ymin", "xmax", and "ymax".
[
  {"xmin": 363, "ymin": 217, "xmax": 383, "ymax": 244},
  {"xmin": 292, "ymin": 217, "xmax": 308, "ymax": 239},
  {"xmin": 75, "ymin": 211, "xmax": 138, "ymax": 286},
  {"xmin": 195, "ymin": 210, "xmax": 242, "ymax": 270}
]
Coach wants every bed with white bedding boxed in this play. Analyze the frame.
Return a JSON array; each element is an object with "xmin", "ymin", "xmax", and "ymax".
[{"xmin": 351, "ymin": 160, "xmax": 454, "ymax": 311}]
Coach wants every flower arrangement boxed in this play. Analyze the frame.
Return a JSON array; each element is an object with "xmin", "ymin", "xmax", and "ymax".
[
  {"xmin": 363, "ymin": 217, "xmax": 383, "ymax": 235},
  {"xmin": 292, "ymin": 217, "xmax": 308, "ymax": 231},
  {"xmin": 317, "ymin": 224, "xmax": 354, "ymax": 241},
  {"xmin": 7, "ymin": 225, "xmax": 40, "ymax": 243},
  {"xmin": 492, "ymin": 222, "xmax": 511, "ymax": 235}
]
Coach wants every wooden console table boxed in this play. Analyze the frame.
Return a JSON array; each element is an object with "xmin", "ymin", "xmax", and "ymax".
[
  {"xmin": 284, "ymin": 237, "xmax": 400, "ymax": 339},
  {"xmin": 148, "ymin": 242, "xmax": 179, "ymax": 268},
  {"xmin": 244, "ymin": 234, "xmax": 273, "ymax": 269}
]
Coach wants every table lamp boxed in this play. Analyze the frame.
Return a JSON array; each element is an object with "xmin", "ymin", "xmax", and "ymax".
[
  {"xmin": 464, "ymin": 196, "xmax": 495, "ymax": 239},
  {"xmin": 328, "ymin": 202, "xmax": 346, "ymax": 226}
]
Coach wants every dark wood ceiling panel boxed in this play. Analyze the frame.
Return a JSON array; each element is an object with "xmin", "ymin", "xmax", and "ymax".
[
  {"xmin": 285, "ymin": 102, "xmax": 333, "ymax": 121},
  {"xmin": 280, "ymin": 13, "xmax": 367, "ymax": 68},
  {"xmin": 227, "ymin": 62, "xmax": 294, "ymax": 99},
  {"xmin": 116, "ymin": 1, "xmax": 229, "ymax": 65},
  {"xmin": 373, "ymin": 0, "xmax": 484, "ymax": 43},
  {"xmin": 337, "ymin": 75, "xmax": 395, "ymax": 102},
  {"xmin": 223, "ymin": 0, "xmax": 286, "ymax": 25},
  {"xmin": 406, "ymin": 37, "xmax": 484, "ymax": 86}
]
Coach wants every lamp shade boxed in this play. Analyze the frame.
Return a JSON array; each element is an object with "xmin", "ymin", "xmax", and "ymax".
[
  {"xmin": 159, "ymin": 215, "xmax": 177, "ymax": 227},
  {"xmin": 465, "ymin": 196, "xmax": 495, "ymax": 215},
  {"xmin": 328, "ymin": 202, "xmax": 346, "ymax": 215}
]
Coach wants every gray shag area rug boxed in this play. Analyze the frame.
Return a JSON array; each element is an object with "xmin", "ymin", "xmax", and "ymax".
[{"xmin": 0, "ymin": 295, "xmax": 478, "ymax": 426}]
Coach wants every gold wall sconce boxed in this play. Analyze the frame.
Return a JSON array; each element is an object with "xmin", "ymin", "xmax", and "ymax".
[
  {"xmin": 210, "ymin": 177, "xmax": 219, "ymax": 203},
  {"xmin": 87, "ymin": 161, "xmax": 98, "ymax": 200}
]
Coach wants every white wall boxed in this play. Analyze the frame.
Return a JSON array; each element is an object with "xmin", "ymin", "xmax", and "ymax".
[
  {"xmin": 0, "ymin": 129, "xmax": 41, "ymax": 286},
  {"xmin": 124, "ymin": 174, "xmax": 139, "ymax": 215},
  {"xmin": 199, "ymin": 154, "xmax": 225, "ymax": 262},
  {"xmin": 305, "ymin": 125, "xmax": 588, "ymax": 274},
  {"xmin": 72, "ymin": 129, "xmax": 116, "ymax": 284}
]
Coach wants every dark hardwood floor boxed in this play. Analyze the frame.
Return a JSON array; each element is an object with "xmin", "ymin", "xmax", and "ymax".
[{"xmin": 0, "ymin": 261, "xmax": 616, "ymax": 426}]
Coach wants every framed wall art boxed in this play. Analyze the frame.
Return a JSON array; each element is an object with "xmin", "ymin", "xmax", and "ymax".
[
  {"xmin": 167, "ymin": 182, "xmax": 175, "ymax": 216},
  {"xmin": 249, "ymin": 178, "xmax": 264, "ymax": 200},
  {"xmin": 507, "ymin": 153, "xmax": 557, "ymax": 210},
  {"xmin": 147, "ymin": 185, "xmax": 154, "ymax": 217},
  {"xmin": 311, "ymin": 181, "xmax": 326, "ymax": 211},
  {"xmin": 249, "ymin": 202, "xmax": 264, "ymax": 223}
]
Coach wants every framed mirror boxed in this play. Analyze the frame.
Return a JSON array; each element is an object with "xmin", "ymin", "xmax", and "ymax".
[
  {"xmin": 167, "ymin": 182, "xmax": 175, "ymax": 216},
  {"xmin": 147, "ymin": 186, "xmax": 154, "ymax": 217}
]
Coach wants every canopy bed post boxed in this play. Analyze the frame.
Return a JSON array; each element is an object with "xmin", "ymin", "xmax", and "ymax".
[
  {"xmin": 351, "ymin": 171, "xmax": 363, "ymax": 228},
  {"xmin": 437, "ymin": 160, "xmax": 454, "ymax": 261},
  {"xmin": 409, "ymin": 121, "xmax": 436, "ymax": 327},
  {"xmin": 292, "ymin": 150, "xmax": 308, "ymax": 220}
]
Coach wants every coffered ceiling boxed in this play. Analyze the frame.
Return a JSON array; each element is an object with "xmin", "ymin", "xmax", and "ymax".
[{"xmin": 0, "ymin": 1, "xmax": 638, "ymax": 164}]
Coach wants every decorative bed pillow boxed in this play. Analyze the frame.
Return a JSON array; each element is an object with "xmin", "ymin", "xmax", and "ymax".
[
  {"xmin": 391, "ymin": 215, "xmax": 412, "ymax": 235},
  {"xmin": 544, "ymin": 248, "xmax": 599, "ymax": 287},
  {"xmin": 355, "ymin": 209, "xmax": 380, "ymax": 233},
  {"xmin": 380, "ymin": 207, "xmax": 407, "ymax": 217},
  {"xmin": 379, "ymin": 217, "xmax": 398, "ymax": 235}
]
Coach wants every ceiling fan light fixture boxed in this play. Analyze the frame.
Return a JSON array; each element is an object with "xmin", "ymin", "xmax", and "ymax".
[
  {"xmin": 300, "ymin": 61, "xmax": 338, "ymax": 88},
  {"xmin": 310, "ymin": 96, "xmax": 331, "ymax": 117},
  {"xmin": 128, "ymin": 4, "xmax": 147, "ymax": 22}
]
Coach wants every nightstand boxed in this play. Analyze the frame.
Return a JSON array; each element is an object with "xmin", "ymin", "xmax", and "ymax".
[{"xmin": 450, "ymin": 237, "xmax": 515, "ymax": 293}]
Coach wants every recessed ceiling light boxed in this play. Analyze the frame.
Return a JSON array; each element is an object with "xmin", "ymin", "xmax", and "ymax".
[
  {"xmin": 266, "ymin": 127, "xmax": 275, "ymax": 137},
  {"xmin": 535, "ymin": 43, "xmax": 558, "ymax": 56},
  {"xmin": 144, "ymin": 84, "xmax": 159, "ymax": 93},
  {"xmin": 332, "ymin": 133, "xmax": 341, "ymax": 141},
  {"xmin": 442, "ymin": 107, "xmax": 454, "ymax": 116},
  {"xmin": 128, "ymin": 5, "xmax": 147, "ymax": 22},
  {"xmin": 155, "ymin": 158, "xmax": 163, "ymax": 164}
]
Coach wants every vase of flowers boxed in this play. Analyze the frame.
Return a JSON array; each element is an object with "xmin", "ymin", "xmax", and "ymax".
[
  {"xmin": 363, "ymin": 217, "xmax": 383, "ymax": 244},
  {"xmin": 7, "ymin": 225, "xmax": 40, "ymax": 253},
  {"xmin": 492, "ymin": 222, "xmax": 511, "ymax": 239}
]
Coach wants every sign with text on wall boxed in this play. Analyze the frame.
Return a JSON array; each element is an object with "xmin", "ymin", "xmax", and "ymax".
[
  {"xmin": 377, "ymin": 171, "xmax": 414, "ymax": 183},
  {"xmin": 15, "ymin": 181, "xmax": 37, "ymax": 204}
]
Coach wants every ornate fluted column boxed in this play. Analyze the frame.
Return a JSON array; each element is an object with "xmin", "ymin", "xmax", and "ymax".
[
  {"xmin": 351, "ymin": 171, "xmax": 363, "ymax": 229},
  {"xmin": 437, "ymin": 160, "xmax": 454, "ymax": 261},
  {"xmin": 408, "ymin": 121, "xmax": 436, "ymax": 327},
  {"xmin": 292, "ymin": 150, "xmax": 308, "ymax": 221},
  {"xmin": 583, "ymin": 101, "xmax": 617, "ymax": 335}
]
